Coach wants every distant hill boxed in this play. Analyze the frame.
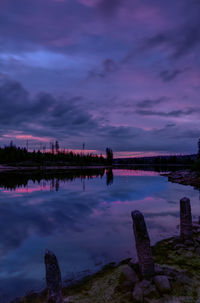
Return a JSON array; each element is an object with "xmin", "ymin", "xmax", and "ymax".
[{"xmin": 114, "ymin": 154, "xmax": 198, "ymax": 165}]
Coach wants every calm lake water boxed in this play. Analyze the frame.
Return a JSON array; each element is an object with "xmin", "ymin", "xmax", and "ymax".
[{"xmin": 0, "ymin": 169, "xmax": 199, "ymax": 302}]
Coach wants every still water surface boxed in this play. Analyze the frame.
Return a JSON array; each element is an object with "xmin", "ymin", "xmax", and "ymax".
[{"xmin": 0, "ymin": 169, "xmax": 199, "ymax": 302}]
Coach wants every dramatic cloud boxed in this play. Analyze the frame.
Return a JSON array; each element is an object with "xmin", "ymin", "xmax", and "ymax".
[
  {"xmin": 98, "ymin": 0, "xmax": 121, "ymax": 16},
  {"xmin": 0, "ymin": 0, "xmax": 199, "ymax": 155},
  {"xmin": 0, "ymin": 79, "xmax": 199, "ymax": 155},
  {"xmin": 159, "ymin": 69, "xmax": 184, "ymax": 82},
  {"xmin": 88, "ymin": 58, "xmax": 118, "ymax": 78},
  {"xmin": 136, "ymin": 97, "xmax": 167, "ymax": 108},
  {"xmin": 0, "ymin": 80, "xmax": 98, "ymax": 144},
  {"xmin": 136, "ymin": 108, "xmax": 200, "ymax": 118},
  {"xmin": 143, "ymin": 23, "xmax": 200, "ymax": 60}
]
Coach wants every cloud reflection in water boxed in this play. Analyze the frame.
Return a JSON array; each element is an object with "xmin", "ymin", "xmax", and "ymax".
[{"xmin": 0, "ymin": 169, "xmax": 199, "ymax": 302}]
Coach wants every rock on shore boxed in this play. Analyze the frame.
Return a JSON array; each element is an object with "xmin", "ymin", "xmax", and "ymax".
[
  {"xmin": 163, "ymin": 170, "xmax": 200, "ymax": 188},
  {"xmin": 16, "ymin": 222, "xmax": 200, "ymax": 303}
]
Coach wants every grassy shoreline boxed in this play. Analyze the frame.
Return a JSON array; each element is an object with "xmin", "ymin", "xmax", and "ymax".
[{"xmin": 15, "ymin": 223, "xmax": 200, "ymax": 303}]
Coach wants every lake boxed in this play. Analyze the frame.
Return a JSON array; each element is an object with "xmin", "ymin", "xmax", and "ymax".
[{"xmin": 0, "ymin": 168, "xmax": 199, "ymax": 302}]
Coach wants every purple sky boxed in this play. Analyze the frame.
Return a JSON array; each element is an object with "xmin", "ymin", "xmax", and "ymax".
[{"xmin": 0, "ymin": 0, "xmax": 200, "ymax": 156}]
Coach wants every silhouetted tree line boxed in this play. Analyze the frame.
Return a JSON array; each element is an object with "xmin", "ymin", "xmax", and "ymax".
[
  {"xmin": 115, "ymin": 154, "xmax": 197, "ymax": 166},
  {"xmin": 0, "ymin": 142, "xmax": 113, "ymax": 166},
  {"xmin": 116, "ymin": 137, "xmax": 200, "ymax": 169}
]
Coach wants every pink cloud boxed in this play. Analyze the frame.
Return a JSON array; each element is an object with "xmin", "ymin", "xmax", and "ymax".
[
  {"xmin": 3, "ymin": 133, "xmax": 50, "ymax": 142},
  {"xmin": 15, "ymin": 135, "xmax": 50, "ymax": 142}
]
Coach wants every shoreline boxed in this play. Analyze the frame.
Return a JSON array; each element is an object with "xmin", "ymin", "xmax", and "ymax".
[
  {"xmin": 162, "ymin": 170, "xmax": 200, "ymax": 188},
  {"xmin": 0, "ymin": 163, "xmax": 193, "ymax": 174},
  {"xmin": 0, "ymin": 164, "xmax": 112, "ymax": 173},
  {"xmin": 15, "ymin": 221, "xmax": 200, "ymax": 303}
]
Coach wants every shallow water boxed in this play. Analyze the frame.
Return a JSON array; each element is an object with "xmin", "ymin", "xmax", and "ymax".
[{"xmin": 0, "ymin": 169, "xmax": 199, "ymax": 302}]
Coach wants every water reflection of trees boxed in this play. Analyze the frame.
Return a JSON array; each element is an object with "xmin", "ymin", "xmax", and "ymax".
[
  {"xmin": 0, "ymin": 166, "xmax": 185, "ymax": 192},
  {"xmin": 0, "ymin": 169, "xmax": 106, "ymax": 191},
  {"xmin": 106, "ymin": 169, "xmax": 114, "ymax": 186}
]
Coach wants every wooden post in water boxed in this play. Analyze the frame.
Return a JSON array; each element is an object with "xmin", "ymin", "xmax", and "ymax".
[
  {"xmin": 45, "ymin": 250, "xmax": 63, "ymax": 303},
  {"xmin": 131, "ymin": 210, "xmax": 155, "ymax": 278},
  {"xmin": 180, "ymin": 197, "xmax": 192, "ymax": 240}
]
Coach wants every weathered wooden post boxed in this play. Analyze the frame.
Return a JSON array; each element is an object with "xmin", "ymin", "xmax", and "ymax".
[
  {"xmin": 131, "ymin": 210, "xmax": 155, "ymax": 278},
  {"xmin": 180, "ymin": 197, "xmax": 192, "ymax": 241},
  {"xmin": 45, "ymin": 250, "xmax": 63, "ymax": 303}
]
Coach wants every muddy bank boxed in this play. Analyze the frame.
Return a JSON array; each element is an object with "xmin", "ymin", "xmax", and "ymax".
[{"xmin": 162, "ymin": 170, "xmax": 200, "ymax": 188}]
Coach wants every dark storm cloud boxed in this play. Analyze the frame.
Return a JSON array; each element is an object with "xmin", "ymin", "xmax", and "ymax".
[
  {"xmin": 136, "ymin": 97, "xmax": 167, "ymax": 108},
  {"xmin": 0, "ymin": 0, "xmax": 95, "ymax": 52},
  {"xmin": 98, "ymin": 0, "xmax": 121, "ymax": 16},
  {"xmin": 103, "ymin": 58, "xmax": 117, "ymax": 73},
  {"xmin": 99, "ymin": 123, "xmax": 199, "ymax": 153},
  {"xmin": 165, "ymin": 123, "xmax": 176, "ymax": 128},
  {"xmin": 0, "ymin": 81, "xmax": 29, "ymax": 124},
  {"xmin": 0, "ymin": 0, "xmax": 199, "ymax": 60},
  {"xmin": 143, "ymin": 23, "xmax": 200, "ymax": 60},
  {"xmin": 88, "ymin": 58, "xmax": 118, "ymax": 79},
  {"xmin": 138, "ymin": 0, "xmax": 200, "ymax": 60},
  {"xmin": 180, "ymin": 129, "xmax": 200, "ymax": 139},
  {"xmin": 136, "ymin": 108, "xmax": 200, "ymax": 118},
  {"xmin": 173, "ymin": 25, "xmax": 200, "ymax": 59},
  {"xmin": 144, "ymin": 34, "xmax": 168, "ymax": 50},
  {"xmin": 159, "ymin": 69, "xmax": 184, "ymax": 82},
  {"xmin": 0, "ymin": 80, "xmax": 97, "ymax": 139},
  {"xmin": 0, "ymin": 79, "xmax": 199, "ymax": 154}
]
